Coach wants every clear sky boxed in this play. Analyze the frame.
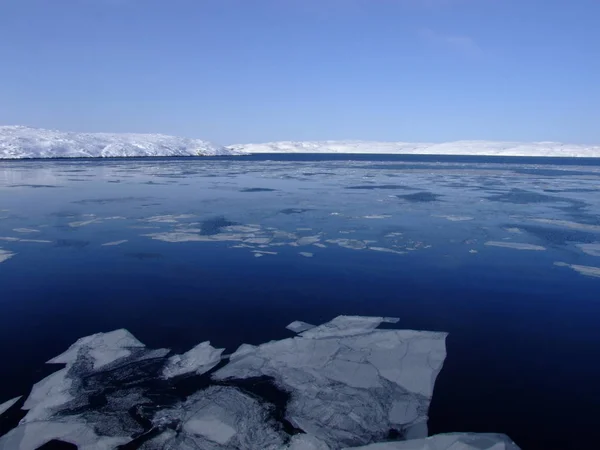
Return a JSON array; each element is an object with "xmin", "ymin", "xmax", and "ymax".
[{"xmin": 1, "ymin": 0, "xmax": 598, "ymax": 144}]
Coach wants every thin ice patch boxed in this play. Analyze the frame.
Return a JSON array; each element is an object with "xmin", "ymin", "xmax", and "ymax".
[
  {"xmin": 555, "ymin": 262, "xmax": 600, "ymax": 278},
  {"xmin": 484, "ymin": 241, "xmax": 545, "ymax": 251},
  {"xmin": 0, "ymin": 396, "xmax": 21, "ymax": 416},
  {"xmin": 0, "ymin": 249, "xmax": 16, "ymax": 263},
  {"xmin": 162, "ymin": 341, "xmax": 224, "ymax": 379}
]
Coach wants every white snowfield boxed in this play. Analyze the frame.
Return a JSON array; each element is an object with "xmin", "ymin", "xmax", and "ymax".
[
  {"xmin": 0, "ymin": 126, "xmax": 237, "ymax": 159},
  {"xmin": 229, "ymin": 140, "xmax": 600, "ymax": 157}
]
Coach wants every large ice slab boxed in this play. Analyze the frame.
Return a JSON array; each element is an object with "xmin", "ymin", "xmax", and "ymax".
[
  {"xmin": 162, "ymin": 341, "xmax": 224, "ymax": 379},
  {"xmin": 47, "ymin": 329, "xmax": 146, "ymax": 369},
  {"xmin": 214, "ymin": 316, "xmax": 447, "ymax": 448},
  {"xmin": 0, "ymin": 249, "xmax": 16, "ymax": 263},
  {"xmin": 0, "ymin": 126, "xmax": 239, "ymax": 159},
  {"xmin": 342, "ymin": 432, "xmax": 521, "ymax": 450}
]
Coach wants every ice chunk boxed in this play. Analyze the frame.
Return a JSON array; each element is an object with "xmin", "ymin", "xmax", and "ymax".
[
  {"xmin": 434, "ymin": 215, "xmax": 474, "ymax": 222},
  {"xmin": 283, "ymin": 434, "xmax": 332, "ymax": 450},
  {"xmin": 363, "ymin": 215, "xmax": 392, "ymax": 219},
  {"xmin": 555, "ymin": 262, "xmax": 600, "ymax": 278},
  {"xmin": 101, "ymin": 240, "xmax": 128, "ymax": 246},
  {"xmin": 326, "ymin": 239, "xmax": 367, "ymax": 250},
  {"xmin": 162, "ymin": 341, "xmax": 224, "ymax": 379},
  {"xmin": 368, "ymin": 247, "xmax": 406, "ymax": 255},
  {"xmin": 68, "ymin": 219, "xmax": 102, "ymax": 228},
  {"xmin": 299, "ymin": 252, "xmax": 314, "ymax": 258},
  {"xmin": 47, "ymin": 329, "xmax": 145, "ymax": 369},
  {"xmin": 214, "ymin": 316, "xmax": 446, "ymax": 448},
  {"xmin": 0, "ymin": 396, "xmax": 21, "ymax": 416},
  {"xmin": 0, "ymin": 249, "xmax": 16, "ymax": 263},
  {"xmin": 577, "ymin": 242, "xmax": 600, "ymax": 256},
  {"xmin": 341, "ymin": 432, "xmax": 521, "ymax": 449},
  {"xmin": 19, "ymin": 239, "xmax": 52, "ymax": 243},
  {"xmin": 297, "ymin": 235, "xmax": 322, "ymax": 246},
  {"xmin": 286, "ymin": 321, "xmax": 316, "ymax": 333},
  {"xmin": 484, "ymin": 241, "xmax": 545, "ymax": 251},
  {"xmin": 21, "ymin": 369, "xmax": 73, "ymax": 422},
  {"xmin": 13, "ymin": 228, "xmax": 40, "ymax": 233},
  {"xmin": 299, "ymin": 316, "xmax": 400, "ymax": 339},
  {"xmin": 530, "ymin": 218, "xmax": 600, "ymax": 232},
  {"xmin": 0, "ymin": 420, "xmax": 130, "ymax": 450},
  {"xmin": 145, "ymin": 386, "xmax": 286, "ymax": 449}
]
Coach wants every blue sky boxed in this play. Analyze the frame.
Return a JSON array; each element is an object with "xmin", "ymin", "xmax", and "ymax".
[{"xmin": 1, "ymin": 0, "xmax": 598, "ymax": 144}]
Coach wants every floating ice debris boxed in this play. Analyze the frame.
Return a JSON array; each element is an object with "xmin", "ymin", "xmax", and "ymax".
[
  {"xmin": 368, "ymin": 247, "xmax": 406, "ymax": 255},
  {"xmin": 554, "ymin": 262, "xmax": 600, "ymax": 278},
  {"xmin": 286, "ymin": 321, "xmax": 316, "ymax": 333},
  {"xmin": 68, "ymin": 219, "xmax": 102, "ymax": 228},
  {"xmin": 326, "ymin": 239, "xmax": 367, "ymax": 250},
  {"xmin": 0, "ymin": 237, "xmax": 20, "ymax": 242},
  {"xmin": 162, "ymin": 341, "xmax": 224, "ymax": 379},
  {"xmin": 484, "ymin": 241, "xmax": 545, "ymax": 251},
  {"xmin": 19, "ymin": 239, "xmax": 52, "ymax": 243},
  {"xmin": 253, "ymin": 250, "xmax": 278, "ymax": 256},
  {"xmin": 0, "ymin": 396, "xmax": 21, "ymax": 416},
  {"xmin": 21, "ymin": 369, "xmax": 73, "ymax": 423},
  {"xmin": 0, "ymin": 421, "xmax": 130, "ymax": 450},
  {"xmin": 13, "ymin": 228, "xmax": 40, "ymax": 234},
  {"xmin": 314, "ymin": 243, "xmax": 327, "ymax": 248},
  {"xmin": 101, "ymin": 240, "xmax": 128, "ymax": 247},
  {"xmin": 47, "ymin": 329, "xmax": 145, "ymax": 369},
  {"xmin": 297, "ymin": 227, "xmax": 313, "ymax": 231},
  {"xmin": 254, "ymin": 253, "xmax": 264, "ymax": 258},
  {"xmin": 469, "ymin": 250, "xmax": 478, "ymax": 254},
  {"xmin": 0, "ymin": 249, "xmax": 16, "ymax": 263},
  {"xmin": 144, "ymin": 214, "xmax": 196, "ymax": 223},
  {"xmin": 530, "ymin": 218, "xmax": 600, "ymax": 232},
  {"xmin": 299, "ymin": 252, "xmax": 314, "ymax": 257},
  {"xmin": 363, "ymin": 215, "xmax": 392, "ymax": 219},
  {"xmin": 576, "ymin": 243, "xmax": 600, "ymax": 256},
  {"xmin": 296, "ymin": 235, "xmax": 322, "ymax": 246},
  {"xmin": 214, "ymin": 316, "xmax": 445, "ymax": 448},
  {"xmin": 505, "ymin": 227, "xmax": 523, "ymax": 234},
  {"xmin": 434, "ymin": 215, "xmax": 474, "ymax": 222},
  {"xmin": 343, "ymin": 433, "xmax": 521, "ymax": 450},
  {"xmin": 285, "ymin": 434, "xmax": 331, "ymax": 450},
  {"xmin": 143, "ymin": 386, "xmax": 286, "ymax": 449},
  {"xmin": 245, "ymin": 237, "xmax": 272, "ymax": 244}
]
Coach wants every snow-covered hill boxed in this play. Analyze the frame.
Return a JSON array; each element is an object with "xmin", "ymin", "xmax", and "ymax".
[
  {"xmin": 229, "ymin": 140, "xmax": 600, "ymax": 158},
  {"xmin": 0, "ymin": 126, "xmax": 238, "ymax": 159}
]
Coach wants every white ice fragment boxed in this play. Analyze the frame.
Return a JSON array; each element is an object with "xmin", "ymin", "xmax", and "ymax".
[
  {"xmin": 162, "ymin": 341, "xmax": 224, "ymax": 379},
  {"xmin": 254, "ymin": 253, "xmax": 264, "ymax": 258},
  {"xmin": 47, "ymin": 329, "xmax": 145, "ymax": 369},
  {"xmin": 576, "ymin": 243, "xmax": 600, "ymax": 256},
  {"xmin": 434, "ymin": 215, "xmax": 474, "ymax": 222},
  {"xmin": 484, "ymin": 241, "xmax": 545, "ymax": 251},
  {"xmin": 0, "ymin": 420, "xmax": 130, "ymax": 450},
  {"xmin": 184, "ymin": 418, "xmax": 237, "ymax": 444},
  {"xmin": 299, "ymin": 316, "xmax": 400, "ymax": 339},
  {"xmin": 530, "ymin": 218, "xmax": 600, "ymax": 232},
  {"xmin": 252, "ymin": 250, "xmax": 278, "ymax": 255},
  {"xmin": 283, "ymin": 434, "xmax": 331, "ymax": 450},
  {"xmin": 143, "ymin": 214, "xmax": 196, "ymax": 223},
  {"xmin": 0, "ymin": 249, "xmax": 16, "ymax": 263},
  {"xmin": 362, "ymin": 215, "xmax": 391, "ymax": 219},
  {"xmin": 13, "ymin": 228, "xmax": 40, "ymax": 234},
  {"xmin": 299, "ymin": 252, "xmax": 314, "ymax": 258},
  {"xmin": 326, "ymin": 239, "xmax": 367, "ymax": 250},
  {"xmin": 21, "ymin": 369, "xmax": 73, "ymax": 423},
  {"xmin": 286, "ymin": 321, "xmax": 316, "ymax": 333},
  {"xmin": 505, "ymin": 227, "xmax": 523, "ymax": 234},
  {"xmin": 469, "ymin": 249, "xmax": 478, "ymax": 254},
  {"xmin": 554, "ymin": 262, "xmax": 600, "ymax": 278},
  {"xmin": 68, "ymin": 219, "xmax": 102, "ymax": 228},
  {"xmin": 145, "ymin": 232, "xmax": 244, "ymax": 243},
  {"xmin": 245, "ymin": 237, "xmax": 272, "ymax": 244},
  {"xmin": 0, "ymin": 237, "xmax": 20, "ymax": 242},
  {"xmin": 368, "ymin": 247, "xmax": 406, "ymax": 255},
  {"xmin": 0, "ymin": 396, "xmax": 21, "ymax": 416},
  {"xmin": 19, "ymin": 239, "xmax": 52, "ymax": 243},
  {"xmin": 101, "ymin": 240, "xmax": 128, "ymax": 246},
  {"xmin": 342, "ymin": 432, "xmax": 521, "ymax": 449},
  {"xmin": 313, "ymin": 243, "xmax": 327, "ymax": 248},
  {"xmin": 297, "ymin": 235, "xmax": 322, "ymax": 246}
]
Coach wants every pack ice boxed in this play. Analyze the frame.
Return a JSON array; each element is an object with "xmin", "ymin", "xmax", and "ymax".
[{"xmin": 0, "ymin": 316, "xmax": 521, "ymax": 450}]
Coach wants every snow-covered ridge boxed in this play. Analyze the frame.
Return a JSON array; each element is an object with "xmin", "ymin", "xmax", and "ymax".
[
  {"xmin": 229, "ymin": 140, "xmax": 600, "ymax": 158},
  {"xmin": 0, "ymin": 126, "xmax": 238, "ymax": 159}
]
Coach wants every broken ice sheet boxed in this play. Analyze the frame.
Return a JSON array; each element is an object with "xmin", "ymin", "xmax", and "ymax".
[
  {"xmin": 343, "ymin": 432, "xmax": 521, "ymax": 450},
  {"xmin": 484, "ymin": 241, "xmax": 545, "ymax": 251},
  {"xmin": 214, "ymin": 315, "xmax": 447, "ymax": 448},
  {"xmin": 555, "ymin": 262, "xmax": 600, "ymax": 278},
  {"xmin": 162, "ymin": 341, "xmax": 224, "ymax": 379},
  {"xmin": 576, "ymin": 242, "xmax": 600, "ymax": 256}
]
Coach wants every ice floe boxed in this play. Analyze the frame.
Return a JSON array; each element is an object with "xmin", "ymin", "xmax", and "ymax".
[
  {"xmin": 434, "ymin": 215, "xmax": 474, "ymax": 222},
  {"xmin": 0, "ymin": 317, "xmax": 522, "ymax": 450},
  {"xmin": 0, "ymin": 249, "xmax": 16, "ymax": 263},
  {"xmin": 484, "ymin": 241, "xmax": 545, "ymax": 251},
  {"xmin": 530, "ymin": 218, "xmax": 600, "ymax": 232},
  {"xmin": 0, "ymin": 396, "xmax": 21, "ymax": 416},
  {"xmin": 299, "ymin": 252, "xmax": 314, "ymax": 257},
  {"xmin": 101, "ymin": 240, "xmax": 128, "ymax": 247},
  {"xmin": 343, "ymin": 433, "xmax": 521, "ymax": 450},
  {"xmin": 12, "ymin": 228, "xmax": 40, "ymax": 234},
  {"xmin": 162, "ymin": 341, "xmax": 224, "ymax": 379},
  {"xmin": 576, "ymin": 243, "xmax": 600, "ymax": 256},
  {"xmin": 554, "ymin": 262, "xmax": 600, "ymax": 278}
]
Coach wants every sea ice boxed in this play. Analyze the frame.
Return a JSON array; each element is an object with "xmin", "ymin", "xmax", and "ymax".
[
  {"xmin": 554, "ymin": 262, "xmax": 600, "ymax": 278},
  {"xmin": 214, "ymin": 316, "xmax": 446, "ymax": 448},
  {"xmin": 101, "ymin": 240, "xmax": 128, "ymax": 246},
  {"xmin": 162, "ymin": 341, "xmax": 224, "ymax": 379},
  {"xmin": 0, "ymin": 396, "xmax": 21, "ymax": 416},
  {"xmin": 0, "ymin": 249, "xmax": 16, "ymax": 263},
  {"xmin": 286, "ymin": 321, "xmax": 316, "ymax": 333},
  {"xmin": 530, "ymin": 218, "xmax": 600, "ymax": 232},
  {"xmin": 299, "ymin": 252, "xmax": 314, "ymax": 257},
  {"xmin": 484, "ymin": 241, "xmax": 545, "ymax": 251},
  {"xmin": 434, "ymin": 215, "xmax": 474, "ymax": 222},
  {"xmin": 326, "ymin": 239, "xmax": 367, "ymax": 250},
  {"xmin": 576, "ymin": 243, "xmax": 600, "ymax": 256},
  {"xmin": 342, "ymin": 432, "xmax": 521, "ymax": 450},
  {"xmin": 13, "ymin": 228, "xmax": 40, "ymax": 234}
]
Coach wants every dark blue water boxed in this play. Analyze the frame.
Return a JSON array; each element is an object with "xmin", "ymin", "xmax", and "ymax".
[{"xmin": 1, "ymin": 155, "xmax": 600, "ymax": 449}]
